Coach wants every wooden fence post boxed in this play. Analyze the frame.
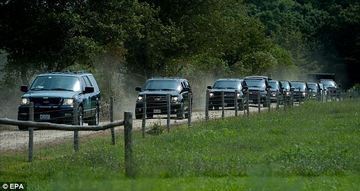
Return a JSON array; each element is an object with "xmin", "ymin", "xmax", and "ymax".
[
  {"xmin": 167, "ymin": 94, "xmax": 170, "ymax": 132},
  {"xmin": 73, "ymin": 102, "xmax": 79, "ymax": 152},
  {"xmin": 28, "ymin": 102, "xmax": 34, "ymax": 162},
  {"xmin": 258, "ymin": 91, "xmax": 261, "ymax": 113},
  {"xmin": 246, "ymin": 90, "xmax": 250, "ymax": 117},
  {"xmin": 124, "ymin": 112, "xmax": 134, "ymax": 178},
  {"xmin": 110, "ymin": 97, "xmax": 116, "ymax": 145},
  {"xmin": 234, "ymin": 90, "xmax": 238, "ymax": 117},
  {"xmin": 205, "ymin": 90, "xmax": 209, "ymax": 121},
  {"xmin": 268, "ymin": 91, "xmax": 271, "ymax": 112},
  {"xmin": 276, "ymin": 92, "xmax": 280, "ymax": 110},
  {"xmin": 142, "ymin": 94, "xmax": 147, "ymax": 138},
  {"xmin": 188, "ymin": 93, "xmax": 192, "ymax": 127},
  {"xmin": 221, "ymin": 91, "xmax": 225, "ymax": 119}
]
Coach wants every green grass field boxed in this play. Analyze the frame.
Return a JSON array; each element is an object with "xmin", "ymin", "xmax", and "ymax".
[{"xmin": 1, "ymin": 100, "xmax": 360, "ymax": 190}]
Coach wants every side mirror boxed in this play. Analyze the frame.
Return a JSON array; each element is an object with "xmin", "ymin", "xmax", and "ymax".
[
  {"xmin": 207, "ymin": 86, "xmax": 212, "ymax": 89},
  {"xmin": 135, "ymin": 87, "xmax": 142, "ymax": 92},
  {"xmin": 84, "ymin": 86, "xmax": 94, "ymax": 94},
  {"xmin": 20, "ymin": 85, "xmax": 28, "ymax": 92}
]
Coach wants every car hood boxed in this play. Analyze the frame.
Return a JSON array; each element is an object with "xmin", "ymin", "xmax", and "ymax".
[
  {"xmin": 22, "ymin": 90, "xmax": 78, "ymax": 98},
  {"xmin": 139, "ymin": 90, "xmax": 179, "ymax": 96},
  {"xmin": 210, "ymin": 89, "xmax": 239, "ymax": 93},
  {"xmin": 248, "ymin": 87, "xmax": 265, "ymax": 91}
]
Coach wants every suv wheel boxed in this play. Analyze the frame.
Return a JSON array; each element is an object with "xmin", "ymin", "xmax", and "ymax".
[
  {"xmin": 77, "ymin": 106, "xmax": 84, "ymax": 126},
  {"xmin": 89, "ymin": 106, "xmax": 99, "ymax": 125},
  {"xmin": 177, "ymin": 103, "xmax": 185, "ymax": 119}
]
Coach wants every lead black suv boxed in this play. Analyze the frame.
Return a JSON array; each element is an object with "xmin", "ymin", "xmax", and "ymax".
[
  {"xmin": 135, "ymin": 78, "xmax": 192, "ymax": 119},
  {"xmin": 18, "ymin": 72, "xmax": 101, "ymax": 129},
  {"xmin": 207, "ymin": 78, "xmax": 246, "ymax": 110}
]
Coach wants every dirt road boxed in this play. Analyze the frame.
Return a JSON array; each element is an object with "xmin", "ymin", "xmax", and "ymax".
[{"xmin": 0, "ymin": 103, "xmax": 283, "ymax": 151}]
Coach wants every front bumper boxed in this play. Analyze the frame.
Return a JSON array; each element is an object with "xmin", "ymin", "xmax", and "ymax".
[
  {"xmin": 135, "ymin": 102, "xmax": 182, "ymax": 115},
  {"xmin": 18, "ymin": 105, "xmax": 75, "ymax": 124}
]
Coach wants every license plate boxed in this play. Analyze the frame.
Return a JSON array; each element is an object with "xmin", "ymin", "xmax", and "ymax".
[
  {"xmin": 153, "ymin": 109, "xmax": 161, "ymax": 114},
  {"xmin": 40, "ymin": 114, "xmax": 50, "ymax": 120}
]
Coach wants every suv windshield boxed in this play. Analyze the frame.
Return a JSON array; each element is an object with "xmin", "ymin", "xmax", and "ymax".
[
  {"xmin": 213, "ymin": 81, "xmax": 240, "ymax": 89},
  {"xmin": 321, "ymin": 80, "xmax": 337, "ymax": 88},
  {"xmin": 307, "ymin": 83, "xmax": 318, "ymax": 91},
  {"xmin": 269, "ymin": 81, "xmax": 279, "ymax": 89},
  {"xmin": 291, "ymin": 82, "xmax": 306, "ymax": 91},
  {"xmin": 144, "ymin": 80, "xmax": 181, "ymax": 91},
  {"xmin": 30, "ymin": 76, "xmax": 81, "ymax": 91},
  {"xmin": 244, "ymin": 79, "xmax": 266, "ymax": 88},
  {"xmin": 280, "ymin": 81, "xmax": 290, "ymax": 90}
]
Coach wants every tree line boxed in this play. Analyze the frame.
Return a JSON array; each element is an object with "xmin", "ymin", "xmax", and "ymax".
[{"xmin": 0, "ymin": 0, "xmax": 359, "ymax": 88}]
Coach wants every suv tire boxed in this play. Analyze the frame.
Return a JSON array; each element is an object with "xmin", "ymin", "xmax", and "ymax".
[
  {"xmin": 88, "ymin": 106, "xmax": 99, "ymax": 125},
  {"xmin": 177, "ymin": 103, "xmax": 185, "ymax": 119}
]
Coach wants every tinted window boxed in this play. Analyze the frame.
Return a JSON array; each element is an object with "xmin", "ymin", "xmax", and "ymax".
[
  {"xmin": 307, "ymin": 83, "xmax": 318, "ymax": 91},
  {"xmin": 321, "ymin": 80, "xmax": 337, "ymax": 88},
  {"xmin": 280, "ymin": 81, "xmax": 290, "ymax": 90},
  {"xmin": 213, "ymin": 80, "xmax": 241, "ymax": 89},
  {"xmin": 83, "ymin": 76, "xmax": 92, "ymax": 87},
  {"xmin": 30, "ymin": 76, "xmax": 81, "ymax": 91},
  {"xmin": 269, "ymin": 81, "xmax": 279, "ymax": 89},
  {"xmin": 291, "ymin": 82, "xmax": 306, "ymax": 91},
  {"xmin": 244, "ymin": 79, "xmax": 266, "ymax": 88},
  {"xmin": 144, "ymin": 80, "xmax": 181, "ymax": 91}
]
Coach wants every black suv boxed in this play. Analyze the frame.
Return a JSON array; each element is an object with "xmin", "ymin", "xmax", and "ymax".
[
  {"xmin": 307, "ymin": 82, "xmax": 321, "ymax": 100},
  {"xmin": 18, "ymin": 72, "xmax": 100, "ymax": 129},
  {"xmin": 243, "ymin": 76, "xmax": 271, "ymax": 107},
  {"xmin": 207, "ymin": 79, "xmax": 246, "ymax": 110},
  {"xmin": 135, "ymin": 78, "xmax": 192, "ymax": 119},
  {"xmin": 290, "ymin": 81, "xmax": 308, "ymax": 102},
  {"xmin": 320, "ymin": 79, "xmax": 339, "ymax": 99},
  {"xmin": 268, "ymin": 80, "xmax": 281, "ymax": 102}
]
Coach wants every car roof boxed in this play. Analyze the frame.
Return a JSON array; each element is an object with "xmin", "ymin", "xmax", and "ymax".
[
  {"xmin": 215, "ymin": 78, "xmax": 243, "ymax": 81},
  {"xmin": 37, "ymin": 72, "xmax": 92, "ymax": 77},
  {"xmin": 307, "ymin": 82, "xmax": 318, "ymax": 85},
  {"xmin": 148, "ymin": 77, "xmax": 188, "ymax": 82},
  {"xmin": 269, "ymin": 80, "xmax": 279, "ymax": 82},
  {"xmin": 244, "ymin": 75, "xmax": 271, "ymax": 80}
]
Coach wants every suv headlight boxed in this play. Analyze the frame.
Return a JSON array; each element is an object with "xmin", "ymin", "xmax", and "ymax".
[
  {"xmin": 209, "ymin": 92, "xmax": 214, "ymax": 97},
  {"xmin": 137, "ymin": 95, "xmax": 143, "ymax": 102},
  {"xmin": 302, "ymin": 92, "xmax": 306, "ymax": 96},
  {"xmin": 63, "ymin": 98, "xmax": 74, "ymax": 107},
  {"xmin": 237, "ymin": 93, "xmax": 241, "ymax": 98},
  {"xmin": 171, "ymin": 96, "xmax": 179, "ymax": 102},
  {"xmin": 21, "ymin": 98, "xmax": 30, "ymax": 105}
]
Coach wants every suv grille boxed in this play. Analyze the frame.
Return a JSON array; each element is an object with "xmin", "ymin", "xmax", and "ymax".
[{"xmin": 30, "ymin": 97, "xmax": 62, "ymax": 105}]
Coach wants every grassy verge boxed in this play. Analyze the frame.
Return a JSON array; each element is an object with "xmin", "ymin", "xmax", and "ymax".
[{"xmin": 1, "ymin": 100, "xmax": 360, "ymax": 190}]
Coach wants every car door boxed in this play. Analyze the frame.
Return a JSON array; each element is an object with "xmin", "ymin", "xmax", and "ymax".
[{"xmin": 81, "ymin": 76, "xmax": 93, "ymax": 118}]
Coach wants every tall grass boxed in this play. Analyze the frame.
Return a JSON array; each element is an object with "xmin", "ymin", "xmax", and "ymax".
[{"xmin": 1, "ymin": 100, "xmax": 360, "ymax": 190}]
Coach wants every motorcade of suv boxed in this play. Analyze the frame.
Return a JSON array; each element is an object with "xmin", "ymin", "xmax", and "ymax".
[
  {"xmin": 290, "ymin": 81, "xmax": 308, "ymax": 102},
  {"xmin": 135, "ymin": 78, "xmax": 192, "ymax": 119},
  {"xmin": 207, "ymin": 79, "xmax": 247, "ymax": 110},
  {"xmin": 268, "ymin": 80, "xmax": 281, "ymax": 102},
  {"xmin": 307, "ymin": 82, "xmax": 321, "ymax": 100},
  {"xmin": 243, "ymin": 76, "xmax": 271, "ymax": 107},
  {"xmin": 320, "ymin": 79, "xmax": 339, "ymax": 99},
  {"xmin": 18, "ymin": 72, "xmax": 101, "ymax": 129}
]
